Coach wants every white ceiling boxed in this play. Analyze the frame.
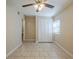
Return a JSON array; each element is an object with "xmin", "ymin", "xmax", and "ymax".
[{"xmin": 7, "ymin": 0, "xmax": 73, "ymax": 17}]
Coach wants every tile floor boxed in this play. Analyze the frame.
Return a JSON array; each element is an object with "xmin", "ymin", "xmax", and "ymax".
[{"xmin": 7, "ymin": 42, "xmax": 72, "ymax": 59}]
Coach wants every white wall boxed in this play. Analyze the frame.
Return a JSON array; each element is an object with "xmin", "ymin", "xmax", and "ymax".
[
  {"xmin": 54, "ymin": 4, "xmax": 73, "ymax": 56},
  {"xmin": 6, "ymin": 5, "xmax": 22, "ymax": 56},
  {"xmin": 36, "ymin": 16, "xmax": 54, "ymax": 42}
]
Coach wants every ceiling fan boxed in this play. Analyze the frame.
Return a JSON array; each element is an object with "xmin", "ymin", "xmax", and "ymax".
[{"xmin": 22, "ymin": 0, "xmax": 54, "ymax": 12}]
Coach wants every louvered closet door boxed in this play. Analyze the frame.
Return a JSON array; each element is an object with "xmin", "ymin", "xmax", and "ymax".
[{"xmin": 25, "ymin": 16, "xmax": 36, "ymax": 42}]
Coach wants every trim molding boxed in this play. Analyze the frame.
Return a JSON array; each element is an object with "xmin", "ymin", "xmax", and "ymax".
[
  {"xmin": 6, "ymin": 43, "xmax": 22, "ymax": 57},
  {"xmin": 54, "ymin": 41, "xmax": 73, "ymax": 57},
  {"xmin": 23, "ymin": 39, "xmax": 36, "ymax": 42}
]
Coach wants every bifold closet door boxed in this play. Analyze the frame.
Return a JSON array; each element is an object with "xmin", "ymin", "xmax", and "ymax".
[
  {"xmin": 24, "ymin": 16, "xmax": 36, "ymax": 42},
  {"xmin": 37, "ymin": 16, "xmax": 53, "ymax": 42}
]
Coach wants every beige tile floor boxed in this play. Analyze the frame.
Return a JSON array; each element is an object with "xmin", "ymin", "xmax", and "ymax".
[{"xmin": 7, "ymin": 43, "xmax": 72, "ymax": 59}]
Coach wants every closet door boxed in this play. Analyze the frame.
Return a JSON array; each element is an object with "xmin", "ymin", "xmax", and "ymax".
[
  {"xmin": 24, "ymin": 16, "xmax": 36, "ymax": 42},
  {"xmin": 37, "ymin": 16, "xmax": 53, "ymax": 42}
]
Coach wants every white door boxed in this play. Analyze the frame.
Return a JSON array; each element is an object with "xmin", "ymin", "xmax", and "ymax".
[{"xmin": 37, "ymin": 16, "xmax": 53, "ymax": 42}]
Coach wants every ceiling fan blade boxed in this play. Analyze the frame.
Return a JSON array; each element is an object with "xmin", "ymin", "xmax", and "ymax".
[
  {"xmin": 44, "ymin": 3, "xmax": 54, "ymax": 8},
  {"xmin": 22, "ymin": 3, "xmax": 35, "ymax": 7}
]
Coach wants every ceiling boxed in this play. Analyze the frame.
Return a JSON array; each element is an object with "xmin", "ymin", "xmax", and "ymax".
[{"xmin": 7, "ymin": 0, "xmax": 73, "ymax": 17}]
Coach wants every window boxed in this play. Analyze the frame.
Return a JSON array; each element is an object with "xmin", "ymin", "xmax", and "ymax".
[{"xmin": 53, "ymin": 20, "xmax": 60, "ymax": 34}]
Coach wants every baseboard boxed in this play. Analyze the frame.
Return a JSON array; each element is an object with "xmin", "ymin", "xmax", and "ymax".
[
  {"xmin": 23, "ymin": 39, "xmax": 36, "ymax": 42},
  {"xmin": 6, "ymin": 43, "xmax": 22, "ymax": 57},
  {"xmin": 54, "ymin": 41, "xmax": 73, "ymax": 57},
  {"xmin": 38, "ymin": 42, "xmax": 53, "ymax": 43}
]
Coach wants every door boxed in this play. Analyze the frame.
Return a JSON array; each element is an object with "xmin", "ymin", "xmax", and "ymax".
[
  {"xmin": 24, "ymin": 16, "xmax": 36, "ymax": 42},
  {"xmin": 37, "ymin": 16, "xmax": 53, "ymax": 42}
]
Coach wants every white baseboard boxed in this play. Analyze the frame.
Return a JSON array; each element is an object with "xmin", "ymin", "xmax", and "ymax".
[
  {"xmin": 23, "ymin": 39, "xmax": 35, "ymax": 42},
  {"xmin": 54, "ymin": 41, "xmax": 73, "ymax": 57},
  {"xmin": 6, "ymin": 43, "xmax": 22, "ymax": 57}
]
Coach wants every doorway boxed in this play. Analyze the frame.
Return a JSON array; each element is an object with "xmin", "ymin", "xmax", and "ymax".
[{"xmin": 23, "ymin": 16, "xmax": 36, "ymax": 42}]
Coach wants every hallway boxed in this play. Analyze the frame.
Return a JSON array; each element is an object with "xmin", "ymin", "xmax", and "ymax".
[{"xmin": 7, "ymin": 43, "xmax": 71, "ymax": 59}]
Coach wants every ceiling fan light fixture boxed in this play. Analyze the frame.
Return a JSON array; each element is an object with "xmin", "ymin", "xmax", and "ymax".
[
  {"xmin": 34, "ymin": 4, "xmax": 38, "ymax": 9},
  {"xmin": 38, "ymin": 4, "xmax": 45, "ymax": 11},
  {"xmin": 22, "ymin": 0, "xmax": 54, "ymax": 12},
  {"xmin": 34, "ymin": 4, "xmax": 45, "ymax": 12}
]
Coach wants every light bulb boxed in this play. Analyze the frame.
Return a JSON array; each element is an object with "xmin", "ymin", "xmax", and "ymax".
[
  {"xmin": 38, "ymin": 4, "xmax": 44, "ymax": 11},
  {"xmin": 34, "ymin": 4, "xmax": 45, "ymax": 11},
  {"xmin": 34, "ymin": 4, "xmax": 38, "ymax": 9}
]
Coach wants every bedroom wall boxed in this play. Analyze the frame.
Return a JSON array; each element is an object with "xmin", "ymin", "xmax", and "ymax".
[
  {"xmin": 54, "ymin": 4, "xmax": 73, "ymax": 56},
  {"xmin": 6, "ymin": 4, "xmax": 22, "ymax": 56}
]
